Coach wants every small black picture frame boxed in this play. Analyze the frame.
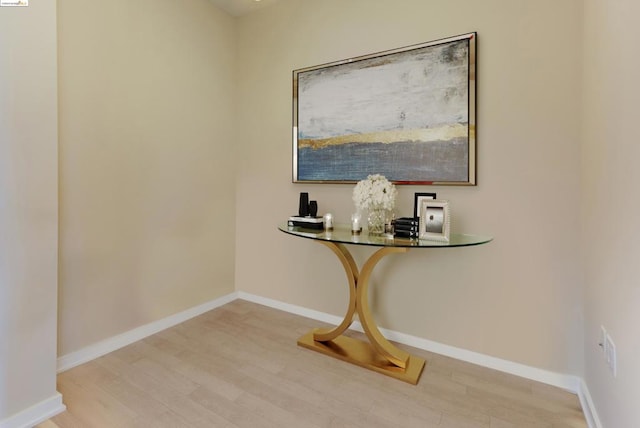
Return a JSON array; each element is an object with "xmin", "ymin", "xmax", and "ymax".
[{"xmin": 413, "ymin": 192, "xmax": 437, "ymax": 218}]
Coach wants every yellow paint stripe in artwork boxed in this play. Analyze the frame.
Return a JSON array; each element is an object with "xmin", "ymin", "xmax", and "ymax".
[{"xmin": 298, "ymin": 124, "xmax": 471, "ymax": 150}]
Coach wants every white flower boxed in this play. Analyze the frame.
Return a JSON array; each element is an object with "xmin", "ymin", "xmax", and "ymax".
[{"xmin": 352, "ymin": 174, "xmax": 397, "ymax": 212}]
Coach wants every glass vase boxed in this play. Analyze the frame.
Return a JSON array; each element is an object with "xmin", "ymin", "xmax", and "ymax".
[{"xmin": 367, "ymin": 207, "xmax": 388, "ymax": 235}]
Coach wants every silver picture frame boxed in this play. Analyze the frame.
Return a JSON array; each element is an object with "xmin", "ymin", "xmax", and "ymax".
[{"xmin": 419, "ymin": 199, "xmax": 450, "ymax": 242}]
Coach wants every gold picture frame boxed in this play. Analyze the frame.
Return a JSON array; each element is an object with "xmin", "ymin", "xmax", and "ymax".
[{"xmin": 292, "ymin": 33, "xmax": 476, "ymax": 185}]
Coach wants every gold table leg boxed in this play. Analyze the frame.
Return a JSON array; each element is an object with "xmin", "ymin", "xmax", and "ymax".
[{"xmin": 297, "ymin": 243, "xmax": 426, "ymax": 385}]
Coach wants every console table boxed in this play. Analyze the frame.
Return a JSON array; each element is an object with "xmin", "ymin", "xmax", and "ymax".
[{"xmin": 278, "ymin": 224, "xmax": 492, "ymax": 384}]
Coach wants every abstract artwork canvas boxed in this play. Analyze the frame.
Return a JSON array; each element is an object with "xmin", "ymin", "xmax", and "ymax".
[{"xmin": 292, "ymin": 33, "xmax": 476, "ymax": 185}]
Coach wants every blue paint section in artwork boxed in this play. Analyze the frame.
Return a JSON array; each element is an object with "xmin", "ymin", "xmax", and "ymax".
[{"xmin": 298, "ymin": 140, "xmax": 468, "ymax": 182}]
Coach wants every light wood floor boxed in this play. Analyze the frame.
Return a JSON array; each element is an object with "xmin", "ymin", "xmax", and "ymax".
[{"xmin": 41, "ymin": 300, "xmax": 587, "ymax": 428}]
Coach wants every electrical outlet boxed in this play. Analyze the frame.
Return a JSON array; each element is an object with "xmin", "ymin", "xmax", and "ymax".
[{"xmin": 606, "ymin": 334, "xmax": 617, "ymax": 377}]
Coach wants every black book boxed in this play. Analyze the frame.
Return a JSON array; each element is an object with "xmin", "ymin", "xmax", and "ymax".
[
  {"xmin": 288, "ymin": 216, "xmax": 324, "ymax": 230},
  {"xmin": 395, "ymin": 228, "xmax": 418, "ymax": 236},
  {"xmin": 394, "ymin": 217, "xmax": 419, "ymax": 226},
  {"xmin": 394, "ymin": 221, "xmax": 418, "ymax": 228},
  {"xmin": 394, "ymin": 223, "xmax": 419, "ymax": 232},
  {"xmin": 394, "ymin": 229, "xmax": 419, "ymax": 238}
]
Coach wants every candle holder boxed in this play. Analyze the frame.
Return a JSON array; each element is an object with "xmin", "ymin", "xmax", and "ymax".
[{"xmin": 351, "ymin": 212, "xmax": 362, "ymax": 235}]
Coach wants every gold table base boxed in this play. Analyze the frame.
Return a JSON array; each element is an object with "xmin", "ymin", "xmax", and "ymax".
[
  {"xmin": 298, "ymin": 331, "xmax": 426, "ymax": 384},
  {"xmin": 297, "ymin": 242, "xmax": 426, "ymax": 385}
]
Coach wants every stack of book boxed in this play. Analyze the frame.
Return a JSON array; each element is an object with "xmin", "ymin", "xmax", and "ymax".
[
  {"xmin": 288, "ymin": 216, "xmax": 324, "ymax": 230},
  {"xmin": 394, "ymin": 217, "xmax": 419, "ymax": 238}
]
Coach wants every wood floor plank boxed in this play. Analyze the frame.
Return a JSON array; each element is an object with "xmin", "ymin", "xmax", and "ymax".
[
  {"xmin": 35, "ymin": 421, "xmax": 61, "ymax": 428},
  {"xmin": 47, "ymin": 300, "xmax": 587, "ymax": 428},
  {"xmin": 55, "ymin": 375, "xmax": 139, "ymax": 427},
  {"xmin": 188, "ymin": 385, "xmax": 281, "ymax": 428}
]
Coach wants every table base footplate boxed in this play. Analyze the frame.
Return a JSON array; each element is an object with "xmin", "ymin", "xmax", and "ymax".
[{"xmin": 297, "ymin": 331, "xmax": 426, "ymax": 385}]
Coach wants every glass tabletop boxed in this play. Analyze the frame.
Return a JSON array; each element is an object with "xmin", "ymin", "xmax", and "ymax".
[{"xmin": 278, "ymin": 224, "xmax": 492, "ymax": 248}]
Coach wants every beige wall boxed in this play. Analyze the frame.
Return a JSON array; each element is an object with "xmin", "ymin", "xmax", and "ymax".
[
  {"xmin": 57, "ymin": 0, "xmax": 237, "ymax": 355},
  {"xmin": 3, "ymin": 0, "xmax": 638, "ymax": 425},
  {"xmin": 235, "ymin": 0, "xmax": 585, "ymax": 375},
  {"xmin": 0, "ymin": 1, "xmax": 59, "ymax": 419},
  {"xmin": 582, "ymin": 0, "xmax": 640, "ymax": 426}
]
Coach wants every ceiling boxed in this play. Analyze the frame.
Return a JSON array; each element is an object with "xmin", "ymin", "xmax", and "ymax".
[{"xmin": 207, "ymin": 0, "xmax": 281, "ymax": 17}]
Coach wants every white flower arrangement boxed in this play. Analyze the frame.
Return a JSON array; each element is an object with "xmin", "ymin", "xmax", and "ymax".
[{"xmin": 352, "ymin": 174, "xmax": 397, "ymax": 212}]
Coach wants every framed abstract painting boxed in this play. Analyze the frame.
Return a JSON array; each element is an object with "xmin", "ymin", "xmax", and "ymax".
[{"xmin": 293, "ymin": 32, "xmax": 476, "ymax": 185}]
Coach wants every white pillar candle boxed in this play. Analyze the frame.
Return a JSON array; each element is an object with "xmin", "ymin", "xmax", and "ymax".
[
  {"xmin": 351, "ymin": 213, "xmax": 361, "ymax": 234},
  {"xmin": 323, "ymin": 213, "xmax": 333, "ymax": 230}
]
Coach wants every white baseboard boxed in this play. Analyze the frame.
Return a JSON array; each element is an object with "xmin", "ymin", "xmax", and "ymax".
[
  {"xmin": 578, "ymin": 378, "xmax": 602, "ymax": 428},
  {"xmin": 0, "ymin": 393, "xmax": 65, "ymax": 428},
  {"xmin": 237, "ymin": 291, "xmax": 348, "ymax": 326},
  {"xmin": 57, "ymin": 291, "xmax": 238, "ymax": 373},
  {"xmin": 237, "ymin": 291, "xmax": 581, "ymax": 394}
]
